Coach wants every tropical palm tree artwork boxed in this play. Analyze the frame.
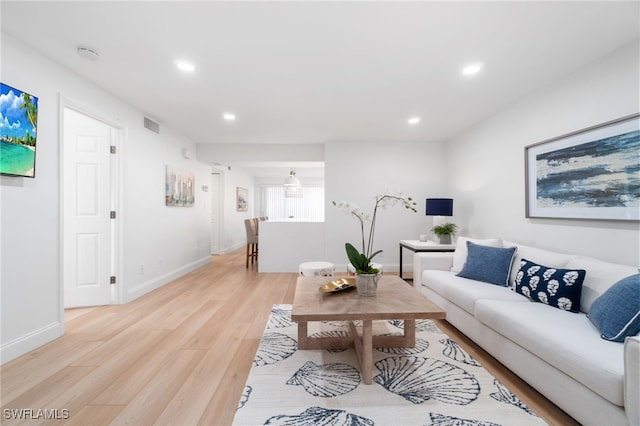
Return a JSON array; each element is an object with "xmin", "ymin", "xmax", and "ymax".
[{"xmin": 1, "ymin": 83, "xmax": 39, "ymax": 177}]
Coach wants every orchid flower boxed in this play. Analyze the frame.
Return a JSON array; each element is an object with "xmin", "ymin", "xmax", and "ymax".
[{"xmin": 333, "ymin": 191, "xmax": 417, "ymax": 273}]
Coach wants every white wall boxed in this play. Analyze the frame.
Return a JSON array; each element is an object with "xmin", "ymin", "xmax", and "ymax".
[
  {"xmin": 446, "ymin": 41, "xmax": 640, "ymax": 266},
  {"xmin": 324, "ymin": 141, "xmax": 447, "ymax": 272},
  {"xmin": 1, "ymin": 37, "xmax": 62, "ymax": 363},
  {"xmin": 121, "ymin": 122, "xmax": 212, "ymax": 303},
  {"xmin": 1, "ymin": 34, "xmax": 211, "ymax": 363},
  {"xmin": 259, "ymin": 222, "xmax": 326, "ymax": 272}
]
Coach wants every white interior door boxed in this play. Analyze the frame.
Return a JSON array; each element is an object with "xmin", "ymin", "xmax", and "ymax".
[
  {"xmin": 63, "ymin": 107, "xmax": 115, "ymax": 308},
  {"xmin": 210, "ymin": 172, "xmax": 221, "ymax": 254}
]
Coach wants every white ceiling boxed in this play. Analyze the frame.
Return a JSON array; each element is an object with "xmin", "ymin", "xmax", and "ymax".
[{"xmin": 2, "ymin": 1, "xmax": 639, "ymax": 178}]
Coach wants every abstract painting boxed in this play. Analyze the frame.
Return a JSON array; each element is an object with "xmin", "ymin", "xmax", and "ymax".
[
  {"xmin": 165, "ymin": 166, "xmax": 194, "ymax": 206},
  {"xmin": 526, "ymin": 114, "xmax": 639, "ymax": 221}
]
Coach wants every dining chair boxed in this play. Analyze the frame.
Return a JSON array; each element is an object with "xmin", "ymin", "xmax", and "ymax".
[{"xmin": 244, "ymin": 218, "xmax": 259, "ymax": 268}]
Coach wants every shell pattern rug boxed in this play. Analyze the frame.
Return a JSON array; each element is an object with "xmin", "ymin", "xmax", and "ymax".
[{"xmin": 233, "ymin": 304, "xmax": 547, "ymax": 426}]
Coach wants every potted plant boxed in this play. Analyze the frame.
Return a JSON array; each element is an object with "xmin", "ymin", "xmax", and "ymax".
[
  {"xmin": 431, "ymin": 222, "xmax": 457, "ymax": 244},
  {"xmin": 333, "ymin": 192, "xmax": 417, "ymax": 296}
]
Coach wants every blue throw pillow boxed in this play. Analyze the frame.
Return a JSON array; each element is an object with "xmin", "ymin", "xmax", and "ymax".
[
  {"xmin": 514, "ymin": 259, "xmax": 586, "ymax": 313},
  {"xmin": 456, "ymin": 241, "xmax": 517, "ymax": 286},
  {"xmin": 588, "ymin": 274, "xmax": 640, "ymax": 342}
]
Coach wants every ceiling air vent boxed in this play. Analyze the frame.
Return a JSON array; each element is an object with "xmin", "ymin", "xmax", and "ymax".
[{"xmin": 144, "ymin": 117, "xmax": 160, "ymax": 134}]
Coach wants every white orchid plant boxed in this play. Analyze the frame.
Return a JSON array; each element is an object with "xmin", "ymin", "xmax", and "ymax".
[{"xmin": 333, "ymin": 192, "xmax": 417, "ymax": 274}]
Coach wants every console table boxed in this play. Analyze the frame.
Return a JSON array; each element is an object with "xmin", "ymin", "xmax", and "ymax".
[{"xmin": 399, "ymin": 239, "xmax": 456, "ymax": 281}]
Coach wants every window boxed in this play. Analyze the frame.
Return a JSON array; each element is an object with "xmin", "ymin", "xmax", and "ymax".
[{"xmin": 259, "ymin": 184, "xmax": 325, "ymax": 221}]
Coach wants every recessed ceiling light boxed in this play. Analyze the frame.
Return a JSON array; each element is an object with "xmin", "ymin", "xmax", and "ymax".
[
  {"xmin": 223, "ymin": 113, "xmax": 236, "ymax": 121},
  {"xmin": 408, "ymin": 117, "xmax": 421, "ymax": 125},
  {"xmin": 462, "ymin": 63, "xmax": 483, "ymax": 76},
  {"xmin": 175, "ymin": 60, "xmax": 195, "ymax": 72}
]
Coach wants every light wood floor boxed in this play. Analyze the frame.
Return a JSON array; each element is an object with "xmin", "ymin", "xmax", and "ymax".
[{"xmin": 1, "ymin": 249, "xmax": 579, "ymax": 425}]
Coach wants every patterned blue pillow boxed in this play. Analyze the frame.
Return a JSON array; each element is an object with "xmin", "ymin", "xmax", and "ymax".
[
  {"xmin": 514, "ymin": 259, "xmax": 586, "ymax": 313},
  {"xmin": 457, "ymin": 241, "xmax": 517, "ymax": 286},
  {"xmin": 588, "ymin": 274, "xmax": 640, "ymax": 342}
]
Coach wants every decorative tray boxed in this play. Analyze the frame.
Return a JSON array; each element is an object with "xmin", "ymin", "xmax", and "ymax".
[{"xmin": 319, "ymin": 277, "xmax": 356, "ymax": 293}]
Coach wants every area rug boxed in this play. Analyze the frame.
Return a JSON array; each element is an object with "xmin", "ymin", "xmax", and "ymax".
[{"xmin": 233, "ymin": 304, "xmax": 547, "ymax": 426}]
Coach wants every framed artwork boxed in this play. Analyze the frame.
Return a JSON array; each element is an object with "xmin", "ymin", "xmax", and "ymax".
[
  {"xmin": 525, "ymin": 114, "xmax": 639, "ymax": 221},
  {"xmin": 165, "ymin": 166, "xmax": 195, "ymax": 207},
  {"xmin": 237, "ymin": 187, "xmax": 248, "ymax": 211},
  {"xmin": 1, "ymin": 83, "xmax": 38, "ymax": 178}
]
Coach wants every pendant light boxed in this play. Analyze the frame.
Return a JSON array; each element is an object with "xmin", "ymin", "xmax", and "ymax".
[{"xmin": 284, "ymin": 169, "xmax": 303, "ymax": 198}]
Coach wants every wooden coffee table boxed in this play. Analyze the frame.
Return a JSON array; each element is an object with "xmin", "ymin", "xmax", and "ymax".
[{"xmin": 291, "ymin": 275, "xmax": 446, "ymax": 384}]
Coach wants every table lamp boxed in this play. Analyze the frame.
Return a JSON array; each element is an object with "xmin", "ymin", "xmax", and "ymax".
[{"xmin": 426, "ymin": 198, "xmax": 454, "ymax": 243}]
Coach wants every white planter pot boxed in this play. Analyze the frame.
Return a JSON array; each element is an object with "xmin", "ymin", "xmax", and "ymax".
[{"xmin": 356, "ymin": 273, "xmax": 380, "ymax": 297}]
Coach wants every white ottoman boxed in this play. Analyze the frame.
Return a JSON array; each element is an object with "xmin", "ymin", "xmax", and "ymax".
[
  {"xmin": 299, "ymin": 261, "xmax": 335, "ymax": 277},
  {"xmin": 347, "ymin": 263, "xmax": 383, "ymax": 275}
]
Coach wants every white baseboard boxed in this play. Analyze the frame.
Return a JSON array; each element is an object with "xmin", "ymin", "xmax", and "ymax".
[
  {"xmin": 125, "ymin": 256, "xmax": 212, "ymax": 303},
  {"xmin": 1, "ymin": 321, "xmax": 63, "ymax": 365},
  {"xmin": 220, "ymin": 241, "xmax": 245, "ymax": 255}
]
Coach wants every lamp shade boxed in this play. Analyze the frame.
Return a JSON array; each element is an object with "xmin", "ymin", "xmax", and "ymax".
[
  {"xmin": 284, "ymin": 169, "xmax": 303, "ymax": 198},
  {"xmin": 426, "ymin": 198, "xmax": 453, "ymax": 216},
  {"xmin": 284, "ymin": 170, "xmax": 301, "ymax": 187}
]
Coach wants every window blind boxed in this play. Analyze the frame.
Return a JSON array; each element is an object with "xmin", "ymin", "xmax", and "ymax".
[{"xmin": 260, "ymin": 184, "xmax": 325, "ymax": 221}]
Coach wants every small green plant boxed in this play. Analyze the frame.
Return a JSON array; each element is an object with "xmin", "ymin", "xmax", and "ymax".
[{"xmin": 431, "ymin": 222, "xmax": 457, "ymax": 236}]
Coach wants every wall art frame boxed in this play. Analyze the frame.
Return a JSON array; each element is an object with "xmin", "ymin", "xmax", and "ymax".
[
  {"xmin": 1, "ymin": 82, "xmax": 39, "ymax": 178},
  {"xmin": 525, "ymin": 113, "xmax": 639, "ymax": 221},
  {"xmin": 165, "ymin": 165, "xmax": 195, "ymax": 207},
  {"xmin": 236, "ymin": 187, "xmax": 248, "ymax": 212}
]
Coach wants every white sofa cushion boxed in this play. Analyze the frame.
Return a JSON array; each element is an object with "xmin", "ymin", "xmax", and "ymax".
[
  {"xmin": 505, "ymin": 242, "xmax": 573, "ymax": 288},
  {"xmin": 451, "ymin": 237, "xmax": 503, "ymax": 273},
  {"xmin": 422, "ymin": 270, "xmax": 529, "ymax": 315},
  {"xmin": 565, "ymin": 256, "xmax": 639, "ymax": 314},
  {"xmin": 475, "ymin": 299, "xmax": 625, "ymax": 407}
]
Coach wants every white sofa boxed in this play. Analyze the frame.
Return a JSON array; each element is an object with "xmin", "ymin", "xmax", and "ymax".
[{"xmin": 413, "ymin": 238, "xmax": 640, "ymax": 426}]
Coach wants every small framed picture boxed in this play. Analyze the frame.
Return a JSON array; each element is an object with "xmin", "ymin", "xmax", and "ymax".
[
  {"xmin": 236, "ymin": 187, "xmax": 248, "ymax": 212},
  {"xmin": 165, "ymin": 165, "xmax": 195, "ymax": 207}
]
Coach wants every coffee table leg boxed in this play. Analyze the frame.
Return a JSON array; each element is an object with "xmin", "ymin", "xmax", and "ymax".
[
  {"xmin": 362, "ymin": 320, "xmax": 373, "ymax": 384},
  {"xmin": 297, "ymin": 321, "xmax": 309, "ymax": 350},
  {"xmin": 404, "ymin": 319, "xmax": 416, "ymax": 346},
  {"xmin": 350, "ymin": 320, "xmax": 373, "ymax": 385}
]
